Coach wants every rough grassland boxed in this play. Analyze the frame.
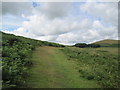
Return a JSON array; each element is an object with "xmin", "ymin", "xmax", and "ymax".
[
  {"xmin": 61, "ymin": 47, "xmax": 119, "ymax": 88},
  {"xmin": 26, "ymin": 46, "xmax": 100, "ymax": 88}
]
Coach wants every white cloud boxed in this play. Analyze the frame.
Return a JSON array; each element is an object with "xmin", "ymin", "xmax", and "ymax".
[
  {"xmin": 34, "ymin": 35, "xmax": 58, "ymax": 41},
  {"xmin": 80, "ymin": 2, "xmax": 118, "ymax": 26},
  {"xmin": 33, "ymin": 2, "xmax": 72, "ymax": 19},
  {"xmin": 55, "ymin": 19, "xmax": 118, "ymax": 45},
  {"xmin": 21, "ymin": 15, "xmax": 92, "ymax": 36},
  {"xmin": 92, "ymin": 20, "xmax": 103, "ymax": 29},
  {"xmin": 55, "ymin": 29, "xmax": 100, "ymax": 45},
  {"xmin": 2, "ymin": 2, "xmax": 118, "ymax": 45},
  {"xmin": 2, "ymin": 2, "xmax": 33, "ymax": 16},
  {"xmin": 56, "ymin": 32, "xmax": 76, "ymax": 45}
]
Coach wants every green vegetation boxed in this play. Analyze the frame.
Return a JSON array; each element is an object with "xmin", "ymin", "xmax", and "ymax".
[
  {"xmin": 74, "ymin": 39, "xmax": 120, "ymax": 48},
  {"xmin": 1, "ymin": 32, "xmax": 119, "ymax": 88},
  {"xmin": 93, "ymin": 39, "xmax": 120, "ymax": 47},
  {"xmin": 1, "ymin": 32, "xmax": 64, "ymax": 88},
  {"xmin": 26, "ymin": 46, "xmax": 100, "ymax": 88},
  {"xmin": 61, "ymin": 47, "xmax": 119, "ymax": 88},
  {"xmin": 74, "ymin": 43, "xmax": 100, "ymax": 48}
]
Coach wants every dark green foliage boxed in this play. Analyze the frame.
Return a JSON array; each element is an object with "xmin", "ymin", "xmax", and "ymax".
[
  {"xmin": 74, "ymin": 42, "xmax": 120, "ymax": 48},
  {"xmin": 74, "ymin": 43, "xmax": 101, "ymax": 48},
  {"xmin": 88, "ymin": 44, "xmax": 101, "ymax": 48},
  {"xmin": 74, "ymin": 43, "xmax": 88, "ymax": 48},
  {"xmin": 2, "ymin": 34, "xmax": 37, "ymax": 88},
  {"xmin": 1, "ymin": 32, "xmax": 65, "ymax": 88}
]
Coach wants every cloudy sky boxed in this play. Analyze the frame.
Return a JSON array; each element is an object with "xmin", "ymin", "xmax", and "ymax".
[{"xmin": 1, "ymin": 1, "xmax": 119, "ymax": 45}]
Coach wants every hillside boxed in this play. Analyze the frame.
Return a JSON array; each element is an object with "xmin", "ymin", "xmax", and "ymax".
[
  {"xmin": 1, "ymin": 32, "xmax": 120, "ymax": 88},
  {"xmin": 1, "ymin": 31, "xmax": 65, "ymax": 88},
  {"xmin": 93, "ymin": 39, "xmax": 120, "ymax": 47},
  {"xmin": 1, "ymin": 32, "xmax": 65, "ymax": 47}
]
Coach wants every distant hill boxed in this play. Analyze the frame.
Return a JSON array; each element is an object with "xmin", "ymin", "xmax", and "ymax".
[{"xmin": 92, "ymin": 39, "xmax": 120, "ymax": 47}]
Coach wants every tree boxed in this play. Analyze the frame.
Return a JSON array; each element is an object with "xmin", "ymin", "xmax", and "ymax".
[
  {"xmin": 88, "ymin": 44, "xmax": 101, "ymax": 48},
  {"xmin": 74, "ymin": 43, "xmax": 88, "ymax": 48}
]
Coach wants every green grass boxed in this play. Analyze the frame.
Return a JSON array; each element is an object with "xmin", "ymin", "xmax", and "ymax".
[
  {"xmin": 93, "ymin": 39, "xmax": 120, "ymax": 47},
  {"xmin": 2, "ymin": 32, "xmax": 119, "ymax": 88},
  {"xmin": 1, "ymin": 31, "xmax": 65, "ymax": 88},
  {"xmin": 61, "ymin": 47, "xmax": 119, "ymax": 88},
  {"xmin": 26, "ymin": 46, "xmax": 100, "ymax": 88}
]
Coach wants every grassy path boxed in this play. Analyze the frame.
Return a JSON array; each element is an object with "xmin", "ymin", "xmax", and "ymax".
[{"xmin": 26, "ymin": 46, "xmax": 100, "ymax": 88}]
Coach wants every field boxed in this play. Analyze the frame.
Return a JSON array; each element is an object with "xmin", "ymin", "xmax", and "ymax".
[
  {"xmin": 1, "ymin": 32, "xmax": 120, "ymax": 88},
  {"xmin": 26, "ymin": 46, "xmax": 100, "ymax": 88},
  {"xmin": 61, "ymin": 47, "xmax": 119, "ymax": 88}
]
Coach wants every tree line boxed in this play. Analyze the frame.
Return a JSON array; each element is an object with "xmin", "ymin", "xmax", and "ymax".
[{"xmin": 74, "ymin": 43, "xmax": 101, "ymax": 48}]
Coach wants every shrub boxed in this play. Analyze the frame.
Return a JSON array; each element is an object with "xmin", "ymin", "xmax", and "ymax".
[
  {"xmin": 74, "ymin": 43, "xmax": 101, "ymax": 48},
  {"xmin": 74, "ymin": 43, "xmax": 88, "ymax": 48},
  {"xmin": 88, "ymin": 44, "xmax": 101, "ymax": 48}
]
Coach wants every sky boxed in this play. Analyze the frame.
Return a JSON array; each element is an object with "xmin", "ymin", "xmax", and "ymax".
[{"xmin": 1, "ymin": 1, "xmax": 119, "ymax": 45}]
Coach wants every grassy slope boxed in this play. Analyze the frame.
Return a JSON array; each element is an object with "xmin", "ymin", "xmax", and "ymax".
[
  {"xmin": 93, "ymin": 39, "xmax": 119, "ymax": 44},
  {"xmin": 26, "ymin": 46, "xmax": 100, "ymax": 88},
  {"xmin": 93, "ymin": 39, "xmax": 120, "ymax": 47},
  {"xmin": 61, "ymin": 47, "xmax": 119, "ymax": 88}
]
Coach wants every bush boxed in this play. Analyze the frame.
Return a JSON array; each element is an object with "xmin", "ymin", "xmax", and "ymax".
[
  {"xmin": 88, "ymin": 44, "xmax": 101, "ymax": 48},
  {"xmin": 74, "ymin": 43, "xmax": 101, "ymax": 48},
  {"xmin": 74, "ymin": 43, "xmax": 88, "ymax": 48},
  {"xmin": 2, "ymin": 33, "xmax": 39, "ymax": 88}
]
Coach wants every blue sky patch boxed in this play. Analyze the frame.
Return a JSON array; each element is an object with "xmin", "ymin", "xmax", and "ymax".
[
  {"xmin": 1, "ymin": 25, "xmax": 20, "ymax": 31},
  {"xmin": 32, "ymin": 2, "xmax": 40, "ymax": 7}
]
